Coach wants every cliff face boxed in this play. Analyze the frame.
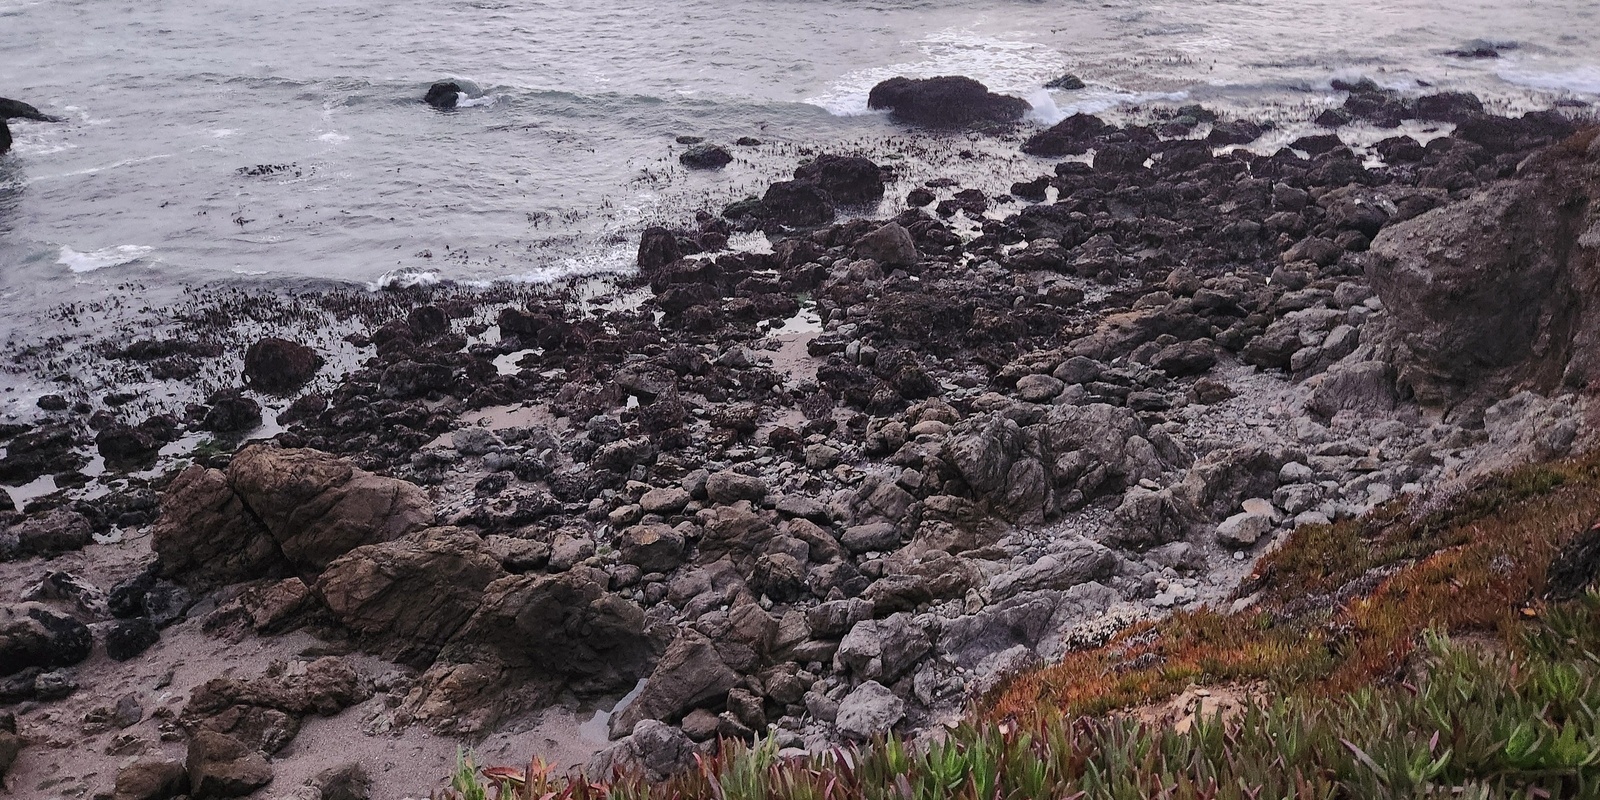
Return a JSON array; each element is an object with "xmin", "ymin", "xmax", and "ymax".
[{"xmin": 1370, "ymin": 129, "xmax": 1600, "ymax": 416}]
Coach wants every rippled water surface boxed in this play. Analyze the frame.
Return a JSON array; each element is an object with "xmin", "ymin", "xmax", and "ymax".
[{"xmin": 0, "ymin": 0, "xmax": 1596, "ymax": 317}]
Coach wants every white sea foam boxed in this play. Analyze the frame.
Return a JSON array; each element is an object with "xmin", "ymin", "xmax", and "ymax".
[
  {"xmin": 319, "ymin": 131, "xmax": 350, "ymax": 144},
  {"xmin": 27, "ymin": 153, "xmax": 173, "ymax": 184},
  {"xmin": 368, "ymin": 267, "xmax": 442, "ymax": 290},
  {"xmin": 500, "ymin": 242, "xmax": 635, "ymax": 284},
  {"xmin": 1499, "ymin": 64, "xmax": 1600, "ymax": 95},
  {"xmin": 1027, "ymin": 88, "xmax": 1189, "ymax": 125},
  {"xmin": 57, "ymin": 245, "xmax": 153, "ymax": 273},
  {"xmin": 455, "ymin": 93, "xmax": 497, "ymax": 108}
]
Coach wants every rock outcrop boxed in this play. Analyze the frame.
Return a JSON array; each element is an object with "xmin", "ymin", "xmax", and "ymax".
[
  {"xmin": 153, "ymin": 445, "xmax": 434, "ymax": 588},
  {"xmin": 1370, "ymin": 128, "xmax": 1600, "ymax": 414},
  {"xmin": 867, "ymin": 76, "xmax": 1030, "ymax": 128}
]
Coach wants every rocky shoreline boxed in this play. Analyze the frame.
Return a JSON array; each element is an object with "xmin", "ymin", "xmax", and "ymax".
[{"xmin": 0, "ymin": 80, "xmax": 1596, "ymax": 798}]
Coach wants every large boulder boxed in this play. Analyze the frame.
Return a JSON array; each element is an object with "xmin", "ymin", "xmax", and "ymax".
[
  {"xmin": 854, "ymin": 223, "xmax": 920, "ymax": 268},
  {"xmin": 315, "ymin": 528, "xmax": 505, "ymax": 665},
  {"xmin": 1369, "ymin": 130, "xmax": 1600, "ymax": 410},
  {"xmin": 760, "ymin": 180, "xmax": 835, "ymax": 228},
  {"xmin": 0, "ymin": 603, "xmax": 91, "ymax": 676},
  {"xmin": 226, "ymin": 445, "xmax": 434, "ymax": 575},
  {"xmin": 113, "ymin": 757, "xmax": 188, "ymax": 800},
  {"xmin": 588, "ymin": 719, "xmax": 698, "ymax": 782},
  {"xmin": 986, "ymin": 538, "xmax": 1116, "ymax": 599},
  {"xmin": 867, "ymin": 76, "xmax": 1030, "ymax": 128},
  {"xmin": 608, "ymin": 629, "xmax": 739, "ymax": 739},
  {"xmin": 153, "ymin": 446, "xmax": 435, "ymax": 589},
  {"xmin": 151, "ymin": 465, "xmax": 288, "ymax": 590},
  {"xmin": 637, "ymin": 227, "xmax": 682, "ymax": 272},
  {"xmin": 834, "ymin": 613, "xmax": 930, "ymax": 683},
  {"xmin": 794, "ymin": 155, "xmax": 886, "ymax": 206},
  {"xmin": 937, "ymin": 582, "xmax": 1118, "ymax": 668},
  {"xmin": 835, "ymin": 680, "xmax": 905, "ymax": 740},
  {"xmin": 2, "ymin": 509, "xmax": 93, "ymax": 559},
  {"xmin": 242, "ymin": 337, "xmax": 322, "ymax": 395},
  {"xmin": 452, "ymin": 567, "xmax": 649, "ymax": 694},
  {"xmin": 1021, "ymin": 113, "xmax": 1112, "ymax": 157}
]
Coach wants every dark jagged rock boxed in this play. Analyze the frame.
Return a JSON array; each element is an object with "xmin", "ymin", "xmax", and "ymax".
[
  {"xmin": 1093, "ymin": 143, "xmax": 1151, "ymax": 173},
  {"xmin": 0, "ymin": 424, "xmax": 85, "ymax": 485},
  {"xmin": 3, "ymin": 509, "xmax": 93, "ymax": 559},
  {"xmin": 794, "ymin": 155, "xmax": 886, "ymax": 206},
  {"xmin": 105, "ymin": 619, "xmax": 160, "ymax": 661},
  {"xmin": 1207, "ymin": 119, "xmax": 1267, "ymax": 146},
  {"xmin": 679, "ymin": 144, "xmax": 733, "ymax": 169},
  {"xmin": 1413, "ymin": 92, "xmax": 1485, "ymax": 123},
  {"xmin": 200, "ymin": 389, "xmax": 262, "ymax": 434},
  {"xmin": 867, "ymin": 76, "xmax": 1030, "ymax": 128},
  {"xmin": 0, "ymin": 603, "xmax": 91, "ymax": 676},
  {"xmin": 1370, "ymin": 129, "xmax": 1600, "ymax": 409},
  {"xmin": 1021, "ymin": 114, "xmax": 1110, "ymax": 157},
  {"xmin": 1547, "ymin": 523, "xmax": 1600, "ymax": 601},
  {"xmin": 0, "ymin": 97, "xmax": 61, "ymax": 156},
  {"xmin": 243, "ymin": 337, "xmax": 322, "ymax": 395},
  {"xmin": 760, "ymin": 180, "xmax": 835, "ymax": 228},
  {"xmin": 0, "ymin": 98, "xmax": 59, "ymax": 122},
  {"xmin": 637, "ymin": 227, "xmax": 682, "ymax": 271},
  {"xmin": 94, "ymin": 423, "xmax": 162, "ymax": 468},
  {"xmin": 423, "ymin": 82, "xmax": 461, "ymax": 110},
  {"xmin": 1289, "ymin": 134, "xmax": 1344, "ymax": 156}
]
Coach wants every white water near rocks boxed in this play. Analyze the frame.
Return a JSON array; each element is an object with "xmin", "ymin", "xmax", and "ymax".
[{"xmin": 0, "ymin": 0, "xmax": 1595, "ymax": 384}]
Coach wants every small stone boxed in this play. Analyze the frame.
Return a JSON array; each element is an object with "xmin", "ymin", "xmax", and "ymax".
[
  {"xmin": 841, "ymin": 522, "xmax": 899, "ymax": 554},
  {"xmin": 640, "ymin": 487, "xmax": 691, "ymax": 515},
  {"xmin": 1014, "ymin": 374, "xmax": 1065, "ymax": 403},
  {"xmin": 547, "ymin": 534, "xmax": 594, "ymax": 572},
  {"xmin": 835, "ymin": 681, "xmax": 905, "ymax": 740},
  {"xmin": 704, "ymin": 471, "xmax": 768, "ymax": 505},
  {"xmin": 804, "ymin": 444, "xmax": 842, "ymax": 470},
  {"xmin": 1216, "ymin": 512, "xmax": 1274, "ymax": 548},
  {"xmin": 113, "ymin": 693, "xmax": 143, "ymax": 729}
]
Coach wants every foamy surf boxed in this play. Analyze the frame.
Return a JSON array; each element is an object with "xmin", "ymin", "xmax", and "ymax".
[
  {"xmin": 369, "ymin": 267, "xmax": 443, "ymax": 291},
  {"xmin": 1029, "ymin": 88, "xmax": 1191, "ymax": 126},
  {"xmin": 805, "ymin": 28, "xmax": 1064, "ymax": 117},
  {"xmin": 1499, "ymin": 64, "xmax": 1600, "ymax": 96},
  {"xmin": 57, "ymin": 245, "xmax": 153, "ymax": 273}
]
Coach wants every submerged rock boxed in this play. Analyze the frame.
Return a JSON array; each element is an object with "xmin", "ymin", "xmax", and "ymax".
[{"xmin": 423, "ymin": 82, "xmax": 461, "ymax": 110}]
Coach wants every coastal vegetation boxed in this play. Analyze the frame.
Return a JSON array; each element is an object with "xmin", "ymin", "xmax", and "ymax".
[{"xmin": 439, "ymin": 452, "xmax": 1600, "ymax": 799}]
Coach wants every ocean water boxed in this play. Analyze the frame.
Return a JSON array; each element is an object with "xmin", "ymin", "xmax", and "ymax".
[{"xmin": 0, "ymin": 0, "xmax": 1596, "ymax": 337}]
